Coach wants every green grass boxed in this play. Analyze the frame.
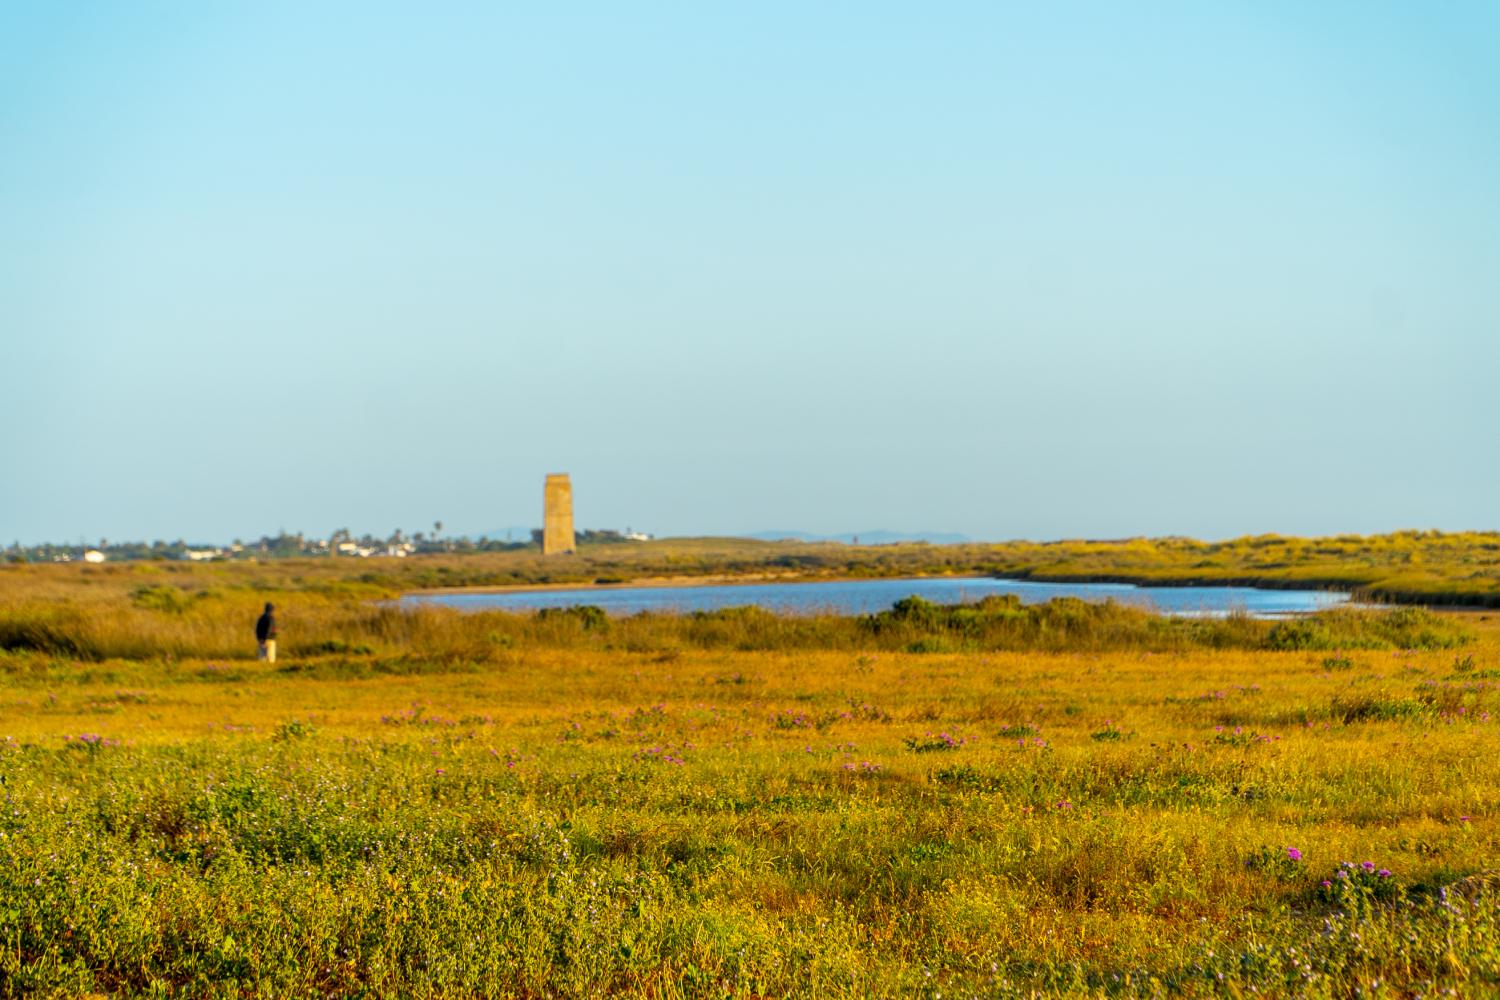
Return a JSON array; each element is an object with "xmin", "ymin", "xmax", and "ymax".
[
  {"xmin": 1, "ymin": 558, "xmax": 1498, "ymax": 996},
  {"xmin": 1, "ymin": 625, "xmax": 1499, "ymax": 994}
]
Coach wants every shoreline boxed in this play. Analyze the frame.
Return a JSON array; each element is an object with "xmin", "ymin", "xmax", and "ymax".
[
  {"xmin": 397, "ymin": 571, "xmax": 1492, "ymax": 615},
  {"xmin": 399, "ymin": 572, "xmax": 1367, "ymax": 604},
  {"xmin": 403, "ymin": 571, "xmax": 911, "ymax": 597}
]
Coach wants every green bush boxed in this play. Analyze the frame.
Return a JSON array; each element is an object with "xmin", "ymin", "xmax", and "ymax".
[
  {"xmin": 1266, "ymin": 607, "xmax": 1470, "ymax": 651},
  {"xmin": 535, "ymin": 605, "xmax": 608, "ymax": 631},
  {"xmin": 131, "ymin": 584, "xmax": 194, "ymax": 613}
]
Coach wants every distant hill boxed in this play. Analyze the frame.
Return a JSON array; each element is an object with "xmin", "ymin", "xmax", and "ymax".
[{"xmin": 743, "ymin": 530, "xmax": 970, "ymax": 546}]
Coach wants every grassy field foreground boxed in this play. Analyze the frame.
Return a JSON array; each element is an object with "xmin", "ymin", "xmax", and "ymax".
[{"xmin": 1, "ymin": 589, "xmax": 1499, "ymax": 998}]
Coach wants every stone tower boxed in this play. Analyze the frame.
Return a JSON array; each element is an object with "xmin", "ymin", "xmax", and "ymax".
[{"xmin": 542, "ymin": 473, "xmax": 576, "ymax": 555}]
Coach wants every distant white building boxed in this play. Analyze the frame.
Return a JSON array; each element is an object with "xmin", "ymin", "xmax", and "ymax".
[
  {"xmin": 184, "ymin": 549, "xmax": 220, "ymax": 562},
  {"xmin": 337, "ymin": 541, "xmax": 403, "ymax": 558},
  {"xmin": 82, "ymin": 550, "xmax": 106, "ymax": 563},
  {"xmin": 624, "ymin": 531, "xmax": 653, "ymax": 542}
]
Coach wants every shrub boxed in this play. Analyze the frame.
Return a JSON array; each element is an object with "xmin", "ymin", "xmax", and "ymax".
[
  {"xmin": 1319, "ymin": 860, "xmax": 1403, "ymax": 905},
  {"xmin": 1266, "ymin": 607, "xmax": 1470, "ymax": 651},
  {"xmin": 535, "ymin": 605, "xmax": 608, "ymax": 631},
  {"xmin": 997, "ymin": 723, "xmax": 1041, "ymax": 739},
  {"xmin": 131, "ymin": 584, "xmax": 194, "ymax": 613},
  {"xmin": 1244, "ymin": 845, "xmax": 1306, "ymax": 882},
  {"xmin": 1329, "ymin": 693, "xmax": 1428, "ymax": 724},
  {"xmin": 299, "ymin": 638, "xmax": 375, "ymax": 655},
  {"xmin": 903, "ymin": 732, "xmax": 968, "ymax": 752},
  {"xmin": 273, "ymin": 719, "xmax": 316, "ymax": 741}
]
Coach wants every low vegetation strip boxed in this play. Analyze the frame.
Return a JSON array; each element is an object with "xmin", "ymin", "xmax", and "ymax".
[
  {"xmin": 0, "ymin": 589, "xmax": 1474, "ymax": 663},
  {"xmin": 7, "ymin": 529, "xmax": 1500, "ymax": 606}
]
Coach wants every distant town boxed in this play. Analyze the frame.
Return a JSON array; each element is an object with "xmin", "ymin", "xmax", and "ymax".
[{"xmin": 4, "ymin": 527, "xmax": 654, "ymax": 564}]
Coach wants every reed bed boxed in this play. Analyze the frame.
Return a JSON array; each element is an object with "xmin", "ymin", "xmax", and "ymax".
[{"xmin": 0, "ymin": 584, "xmax": 1473, "ymax": 664}]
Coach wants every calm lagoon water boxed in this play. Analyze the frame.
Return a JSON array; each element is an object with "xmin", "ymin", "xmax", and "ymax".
[{"xmin": 401, "ymin": 577, "xmax": 1351, "ymax": 618}]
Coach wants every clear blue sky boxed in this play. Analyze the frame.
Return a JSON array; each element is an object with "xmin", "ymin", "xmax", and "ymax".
[{"xmin": 3, "ymin": 2, "xmax": 1496, "ymax": 544}]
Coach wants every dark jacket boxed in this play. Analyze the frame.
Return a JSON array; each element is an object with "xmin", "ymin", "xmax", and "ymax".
[{"xmin": 255, "ymin": 610, "xmax": 277, "ymax": 642}]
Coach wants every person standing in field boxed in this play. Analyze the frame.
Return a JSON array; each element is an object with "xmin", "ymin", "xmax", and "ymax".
[{"xmin": 255, "ymin": 602, "xmax": 278, "ymax": 662}]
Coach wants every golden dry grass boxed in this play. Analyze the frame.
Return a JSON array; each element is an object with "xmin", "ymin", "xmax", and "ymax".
[{"xmin": 0, "ymin": 561, "xmax": 1497, "ymax": 996}]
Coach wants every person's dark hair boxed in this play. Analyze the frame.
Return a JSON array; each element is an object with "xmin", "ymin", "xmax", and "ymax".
[{"xmin": 264, "ymin": 602, "xmax": 275, "ymax": 612}]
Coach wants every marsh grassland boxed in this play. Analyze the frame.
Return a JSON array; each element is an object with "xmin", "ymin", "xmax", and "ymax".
[{"xmin": 1, "ymin": 559, "xmax": 1498, "ymax": 997}]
